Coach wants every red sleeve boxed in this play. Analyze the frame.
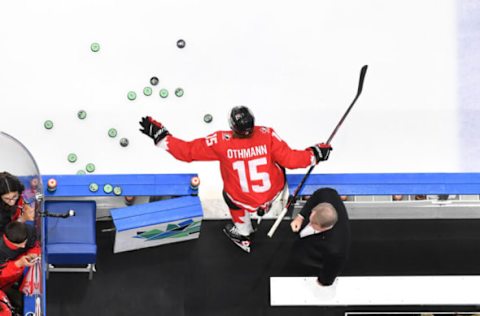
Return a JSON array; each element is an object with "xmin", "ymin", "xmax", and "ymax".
[
  {"xmin": 270, "ymin": 129, "xmax": 314, "ymax": 169},
  {"xmin": 0, "ymin": 260, "xmax": 23, "ymax": 279},
  {"xmin": 163, "ymin": 133, "xmax": 219, "ymax": 162},
  {"xmin": 0, "ymin": 260, "xmax": 24, "ymax": 289},
  {"xmin": 11, "ymin": 199, "xmax": 22, "ymax": 221}
]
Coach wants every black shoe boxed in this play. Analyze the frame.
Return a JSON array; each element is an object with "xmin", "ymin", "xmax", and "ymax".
[{"xmin": 223, "ymin": 223, "xmax": 251, "ymax": 253}]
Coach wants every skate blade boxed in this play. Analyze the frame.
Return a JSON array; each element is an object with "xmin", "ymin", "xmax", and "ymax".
[{"xmin": 223, "ymin": 229, "xmax": 251, "ymax": 253}]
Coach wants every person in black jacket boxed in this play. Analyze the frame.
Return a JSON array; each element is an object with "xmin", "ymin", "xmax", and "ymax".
[
  {"xmin": 288, "ymin": 187, "xmax": 350, "ymax": 286},
  {"xmin": 0, "ymin": 172, "xmax": 35, "ymax": 235}
]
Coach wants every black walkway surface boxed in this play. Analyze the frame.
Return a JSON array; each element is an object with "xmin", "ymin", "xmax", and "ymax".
[{"xmin": 47, "ymin": 219, "xmax": 480, "ymax": 316}]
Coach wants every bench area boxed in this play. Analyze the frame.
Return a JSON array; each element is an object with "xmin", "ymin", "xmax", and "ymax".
[
  {"xmin": 275, "ymin": 172, "xmax": 480, "ymax": 308},
  {"xmin": 41, "ymin": 173, "xmax": 201, "ymax": 278},
  {"xmin": 40, "ymin": 172, "xmax": 480, "ymax": 310}
]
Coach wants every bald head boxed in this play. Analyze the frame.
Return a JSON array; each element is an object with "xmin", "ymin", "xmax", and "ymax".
[{"xmin": 309, "ymin": 202, "xmax": 338, "ymax": 230}]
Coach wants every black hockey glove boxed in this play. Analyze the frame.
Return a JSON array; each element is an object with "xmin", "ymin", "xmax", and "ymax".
[
  {"xmin": 139, "ymin": 116, "xmax": 170, "ymax": 145},
  {"xmin": 309, "ymin": 143, "xmax": 332, "ymax": 163}
]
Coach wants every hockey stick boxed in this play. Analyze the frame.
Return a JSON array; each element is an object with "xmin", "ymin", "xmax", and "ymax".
[{"xmin": 267, "ymin": 64, "xmax": 368, "ymax": 238}]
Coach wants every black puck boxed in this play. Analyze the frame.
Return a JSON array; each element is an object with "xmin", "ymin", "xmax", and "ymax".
[{"xmin": 176, "ymin": 39, "xmax": 186, "ymax": 49}]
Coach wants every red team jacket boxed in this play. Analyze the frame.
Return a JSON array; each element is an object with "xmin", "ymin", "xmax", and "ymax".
[
  {"xmin": 0, "ymin": 234, "xmax": 41, "ymax": 290},
  {"xmin": 163, "ymin": 126, "xmax": 314, "ymax": 211}
]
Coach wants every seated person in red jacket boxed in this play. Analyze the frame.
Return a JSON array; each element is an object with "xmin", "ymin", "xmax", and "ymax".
[
  {"xmin": 289, "ymin": 188, "xmax": 351, "ymax": 286},
  {"xmin": 0, "ymin": 222, "xmax": 40, "ymax": 313},
  {"xmin": 0, "ymin": 289, "xmax": 14, "ymax": 316}
]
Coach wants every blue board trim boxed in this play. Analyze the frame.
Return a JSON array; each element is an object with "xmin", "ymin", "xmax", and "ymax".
[
  {"xmin": 287, "ymin": 173, "xmax": 480, "ymax": 195},
  {"xmin": 42, "ymin": 174, "xmax": 199, "ymax": 196}
]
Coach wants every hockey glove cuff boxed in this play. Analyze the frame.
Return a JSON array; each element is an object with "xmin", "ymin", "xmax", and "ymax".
[{"xmin": 309, "ymin": 143, "xmax": 332, "ymax": 163}]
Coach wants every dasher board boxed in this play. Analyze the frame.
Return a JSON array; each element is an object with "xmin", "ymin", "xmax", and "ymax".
[{"xmin": 270, "ymin": 276, "xmax": 480, "ymax": 306}]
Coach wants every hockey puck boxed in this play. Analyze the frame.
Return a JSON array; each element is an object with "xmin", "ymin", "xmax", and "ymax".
[
  {"xmin": 89, "ymin": 183, "xmax": 99, "ymax": 193},
  {"xmin": 86, "ymin": 163, "xmax": 96, "ymax": 173},
  {"xmin": 175, "ymin": 88, "xmax": 184, "ymax": 97},
  {"xmin": 120, "ymin": 138, "xmax": 129, "ymax": 147},
  {"xmin": 159, "ymin": 89, "xmax": 169, "ymax": 98},
  {"xmin": 176, "ymin": 39, "xmax": 186, "ymax": 49},
  {"xmin": 108, "ymin": 128, "xmax": 118, "ymax": 138},
  {"xmin": 143, "ymin": 87, "xmax": 152, "ymax": 96},
  {"xmin": 44, "ymin": 120, "xmax": 54, "ymax": 130},
  {"xmin": 150, "ymin": 76, "xmax": 159, "ymax": 86},
  {"xmin": 113, "ymin": 186, "xmax": 122, "ymax": 196},
  {"xmin": 47, "ymin": 178, "xmax": 57, "ymax": 192},
  {"xmin": 190, "ymin": 176, "xmax": 200, "ymax": 189},
  {"xmin": 127, "ymin": 91, "xmax": 137, "ymax": 101},
  {"xmin": 67, "ymin": 153, "xmax": 77, "ymax": 163},
  {"xmin": 103, "ymin": 184, "xmax": 113, "ymax": 194},
  {"xmin": 77, "ymin": 110, "xmax": 87, "ymax": 120},
  {"xmin": 203, "ymin": 114, "xmax": 213, "ymax": 123},
  {"xmin": 90, "ymin": 42, "xmax": 100, "ymax": 52}
]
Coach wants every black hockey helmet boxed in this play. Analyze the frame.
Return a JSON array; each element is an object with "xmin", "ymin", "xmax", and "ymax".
[{"xmin": 229, "ymin": 106, "xmax": 255, "ymax": 136}]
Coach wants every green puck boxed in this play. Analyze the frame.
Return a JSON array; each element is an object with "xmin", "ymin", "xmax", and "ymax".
[
  {"xmin": 203, "ymin": 114, "xmax": 213, "ymax": 123},
  {"xmin": 86, "ymin": 163, "xmax": 95, "ymax": 173},
  {"xmin": 67, "ymin": 153, "xmax": 77, "ymax": 163},
  {"xmin": 89, "ymin": 183, "xmax": 99, "ymax": 192},
  {"xmin": 103, "ymin": 184, "xmax": 113, "ymax": 194},
  {"xmin": 90, "ymin": 42, "xmax": 100, "ymax": 52},
  {"xmin": 108, "ymin": 128, "xmax": 117, "ymax": 138},
  {"xmin": 175, "ymin": 88, "xmax": 184, "ymax": 97},
  {"xmin": 77, "ymin": 110, "xmax": 87, "ymax": 120},
  {"xmin": 77, "ymin": 170, "xmax": 86, "ymax": 175},
  {"xmin": 44, "ymin": 120, "xmax": 54, "ymax": 130},
  {"xmin": 159, "ymin": 89, "xmax": 169, "ymax": 98},
  {"xmin": 127, "ymin": 91, "xmax": 137, "ymax": 101},
  {"xmin": 113, "ymin": 186, "xmax": 122, "ymax": 196},
  {"xmin": 120, "ymin": 138, "xmax": 129, "ymax": 147},
  {"xmin": 143, "ymin": 87, "xmax": 153, "ymax": 96}
]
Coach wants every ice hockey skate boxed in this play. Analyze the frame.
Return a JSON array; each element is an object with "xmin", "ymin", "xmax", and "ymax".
[{"xmin": 223, "ymin": 223, "xmax": 251, "ymax": 253}]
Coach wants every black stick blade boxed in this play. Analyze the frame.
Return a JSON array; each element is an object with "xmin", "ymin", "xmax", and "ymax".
[{"xmin": 357, "ymin": 65, "xmax": 368, "ymax": 96}]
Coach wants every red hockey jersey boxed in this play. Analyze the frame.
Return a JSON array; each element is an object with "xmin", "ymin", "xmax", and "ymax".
[{"xmin": 163, "ymin": 126, "xmax": 314, "ymax": 210}]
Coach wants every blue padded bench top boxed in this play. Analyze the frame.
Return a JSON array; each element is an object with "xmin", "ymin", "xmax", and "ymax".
[
  {"xmin": 45, "ymin": 201, "xmax": 97, "ymax": 264},
  {"xmin": 287, "ymin": 173, "xmax": 480, "ymax": 196},
  {"xmin": 111, "ymin": 196, "xmax": 203, "ymax": 232}
]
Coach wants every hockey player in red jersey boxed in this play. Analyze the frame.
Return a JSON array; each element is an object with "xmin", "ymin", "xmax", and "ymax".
[{"xmin": 139, "ymin": 106, "xmax": 332, "ymax": 253}]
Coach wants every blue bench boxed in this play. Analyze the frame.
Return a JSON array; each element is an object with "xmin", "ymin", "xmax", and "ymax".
[
  {"xmin": 41, "ymin": 174, "xmax": 200, "ymax": 277},
  {"xmin": 111, "ymin": 195, "xmax": 203, "ymax": 253},
  {"xmin": 45, "ymin": 201, "xmax": 97, "ymax": 279}
]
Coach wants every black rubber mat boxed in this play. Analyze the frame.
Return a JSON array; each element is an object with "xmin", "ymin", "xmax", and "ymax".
[{"xmin": 46, "ymin": 219, "xmax": 480, "ymax": 316}]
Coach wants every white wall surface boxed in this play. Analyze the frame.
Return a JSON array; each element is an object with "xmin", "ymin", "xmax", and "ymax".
[{"xmin": 0, "ymin": 0, "xmax": 465, "ymax": 207}]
